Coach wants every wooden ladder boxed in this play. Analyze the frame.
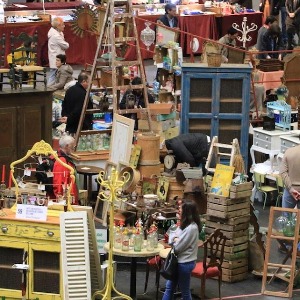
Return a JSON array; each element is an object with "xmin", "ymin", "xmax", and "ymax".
[
  {"xmin": 205, "ymin": 136, "xmax": 238, "ymax": 173},
  {"xmin": 261, "ymin": 206, "xmax": 300, "ymax": 298},
  {"xmin": 74, "ymin": 0, "xmax": 153, "ymax": 149}
]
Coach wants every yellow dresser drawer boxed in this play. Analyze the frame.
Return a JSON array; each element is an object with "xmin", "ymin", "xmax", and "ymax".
[{"xmin": 0, "ymin": 220, "xmax": 60, "ymax": 242}]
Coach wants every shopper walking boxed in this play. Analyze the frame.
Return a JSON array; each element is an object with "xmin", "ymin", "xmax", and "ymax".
[
  {"xmin": 48, "ymin": 17, "xmax": 69, "ymax": 85},
  {"xmin": 279, "ymin": 144, "xmax": 300, "ymax": 209},
  {"xmin": 162, "ymin": 199, "xmax": 201, "ymax": 300},
  {"xmin": 286, "ymin": 0, "xmax": 300, "ymax": 50}
]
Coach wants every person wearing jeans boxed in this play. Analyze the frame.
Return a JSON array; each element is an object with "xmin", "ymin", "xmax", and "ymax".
[
  {"xmin": 279, "ymin": 144, "xmax": 300, "ymax": 210},
  {"xmin": 162, "ymin": 200, "xmax": 201, "ymax": 300}
]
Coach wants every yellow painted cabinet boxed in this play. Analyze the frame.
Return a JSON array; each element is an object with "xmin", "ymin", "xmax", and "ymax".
[{"xmin": 0, "ymin": 217, "xmax": 62, "ymax": 300}]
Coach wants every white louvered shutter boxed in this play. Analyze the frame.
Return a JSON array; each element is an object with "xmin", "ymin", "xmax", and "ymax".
[{"xmin": 60, "ymin": 211, "xmax": 91, "ymax": 300}]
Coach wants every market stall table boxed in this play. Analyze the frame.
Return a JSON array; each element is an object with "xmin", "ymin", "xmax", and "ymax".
[
  {"xmin": 104, "ymin": 242, "xmax": 164, "ymax": 299},
  {"xmin": 257, "ymin": 70, "xmax": 284, "ymax": 91}
]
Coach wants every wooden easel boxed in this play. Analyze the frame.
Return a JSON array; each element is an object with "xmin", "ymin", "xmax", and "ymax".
[{"xmin": 261, "ymin": 207, "xmax": 300, "ymax": 298}]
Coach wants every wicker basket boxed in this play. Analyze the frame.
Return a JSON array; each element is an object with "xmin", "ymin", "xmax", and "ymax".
[{"xmin": 207, "ymin": 53, "xmax": 222, "ymax": 67}]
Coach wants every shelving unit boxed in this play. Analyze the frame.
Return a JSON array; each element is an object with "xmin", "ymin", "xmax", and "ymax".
[
  {"xmin": 267, "ymin": 101, "xmax": 291, "ymax": 131},
  {"xmin": 180, "ymin": 63, "xmax": 252, "ymax": 169}
]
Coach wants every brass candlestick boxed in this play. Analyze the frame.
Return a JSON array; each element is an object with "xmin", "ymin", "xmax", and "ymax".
[{"xmin": 92, "ymin": 168, "xmax": 131, "ymax": 300}]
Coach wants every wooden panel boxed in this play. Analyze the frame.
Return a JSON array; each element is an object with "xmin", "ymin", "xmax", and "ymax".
[
  {"xmin": 0, "ymin": 107, "xmax": 17, "ymax": 181},
  {"xmin": 18, "ymin": 106, "xmax": 43, "ymax": 158}
]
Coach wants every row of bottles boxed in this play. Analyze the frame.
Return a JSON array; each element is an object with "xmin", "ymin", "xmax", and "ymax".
[
  {"xmin": 77, "ymin": 134, "xmax": 110, "ymax": 151},
  {"xmin": 113, "ymin": 220, "xmax": 159, "ymax": 252}
]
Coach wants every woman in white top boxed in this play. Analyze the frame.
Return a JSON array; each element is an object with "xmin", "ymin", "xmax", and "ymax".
[{"xmin": 162, "ymin": 199, "xmax": 201, "ymax": 300}]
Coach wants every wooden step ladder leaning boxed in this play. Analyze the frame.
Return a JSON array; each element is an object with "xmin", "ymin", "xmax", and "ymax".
[
  {"xmin": 261, "ymin": 206, "xmax": 300, "ymax": 298},
  {"xmin": 74, "ymin": 0, "xmax": 153, "ymax": 150},
  {"xmin": 205, "ymin": 136, "xmax": 239, "ymax": 173}
]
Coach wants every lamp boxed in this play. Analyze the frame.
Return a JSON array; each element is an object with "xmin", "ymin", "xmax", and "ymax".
[{"xmin": 141, "ymin": 22, "xmax": 155, "ymax": 50}]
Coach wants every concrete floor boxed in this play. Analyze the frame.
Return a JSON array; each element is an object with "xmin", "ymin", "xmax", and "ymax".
[{"xmin": 105, "ymin": 199, "xmax": 300, "ymax": 300}]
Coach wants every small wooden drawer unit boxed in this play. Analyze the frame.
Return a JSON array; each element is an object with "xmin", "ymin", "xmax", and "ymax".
[{"xmin": 280, "ymin": 134, "xmax": 300, "ymax": 155}]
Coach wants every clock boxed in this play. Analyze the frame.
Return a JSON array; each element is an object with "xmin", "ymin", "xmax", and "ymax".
[{"xmin": 164, "ymin": 154, "xmax": 176, "ymax": 172}]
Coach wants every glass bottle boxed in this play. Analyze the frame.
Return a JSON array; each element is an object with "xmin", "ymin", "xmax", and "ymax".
[
  {"xmin": 199, "ymin": 223, "xmax": 206, "ymax": 241},
  {"xmin": 114, "ymin": 225, "xmax": 122, "ymax": 249},
  {"xmin": 147, "ymin": 233, "xmax": 155, "ymax": 251},
  {"xmin": 122, "ymin": 229, "xmax": 130, "ymax": 251},
  {"xmin": 134, "ymin": 230, "xmax": 143, "ymax": 252}
]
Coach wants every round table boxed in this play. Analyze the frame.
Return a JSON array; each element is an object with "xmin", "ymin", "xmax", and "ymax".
[
  {"xmin": 104, "ymin": 242, "xmax": 164, "ymax": 299},
  {"xmin": 76, "ymin": 165, "xmax": 103, "ymax": 205}
]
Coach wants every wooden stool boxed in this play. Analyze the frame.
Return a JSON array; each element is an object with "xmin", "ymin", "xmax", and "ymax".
[{"xmin": 77, "ymin": 165, "xmax": 103, "ymax": 206}]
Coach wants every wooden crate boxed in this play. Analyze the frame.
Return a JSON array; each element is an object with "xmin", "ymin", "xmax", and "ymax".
[
  {"xmin": 206, "ymin": 219, "xmax": 249, "ymax": 233},
  {"xmin": 206, "ymin": 226, "xmax": 249, "ymax": 239},
  {"xmin": 222, "ymin": 258, "xmax": 248, "ymax": 269},
  {"xmin": 207, "ymin": 195, "xmax": 250, "ymax": 219},
  {"xmin": 222, "ymin": 266, "xmax": 248, "ymax": 276},
  {"xmin": 208, "ymin": 181, "xmax": 253, "ymax": 199},
  {"xmin": 222, "ymin": 272, "xmax": 248, "ymax": 282},
  {"xmin": 207, "ymin": 214, "xmax": 250, "ymax": 225}
]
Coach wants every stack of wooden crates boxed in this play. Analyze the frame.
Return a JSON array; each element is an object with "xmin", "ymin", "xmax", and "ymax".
[{"xmin": 206, "ymin": 181, "xmax": 253, "ymax": 282}]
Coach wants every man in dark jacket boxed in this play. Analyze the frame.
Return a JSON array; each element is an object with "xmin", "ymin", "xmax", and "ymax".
[
  {"xmin": 286, "ymin": 0, "xmax": 300, "ymax": 50},
  {"xmin": 165, "ymin": 133, "xmax": 210, "ymax": 169},
  {"xmin": 157, "ymin": 4, "xmax": 178, "ymax": 28},
  {"xmin": 60, "ymin": 71, "xmax": 93, "ymax": 134}
]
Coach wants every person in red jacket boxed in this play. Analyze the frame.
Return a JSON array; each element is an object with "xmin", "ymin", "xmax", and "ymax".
[{"xmin": 52, "ymin": 134, "xmax": 78, "ymax": 204}]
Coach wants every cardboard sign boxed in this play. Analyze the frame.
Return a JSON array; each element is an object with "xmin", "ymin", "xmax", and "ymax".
[{"xmin": 16, "ymin": 204, "xmax": 48, "ymax": 221}]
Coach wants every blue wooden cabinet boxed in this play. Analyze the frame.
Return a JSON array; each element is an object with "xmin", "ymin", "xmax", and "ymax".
[{"xmin": 180, "ymin": 63, "xmax": 252, "ymax": 169}]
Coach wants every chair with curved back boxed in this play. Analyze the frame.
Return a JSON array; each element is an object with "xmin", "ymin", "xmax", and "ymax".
[
  {"xmin": 10, "ymin": 31, "xmax": 46, "ymax": 90},
  {"xmin": 276, "ymin": 175, "xmax": 284, "ymax": 207},
  {"xmin": 253, "ymin": 172, "xmax": 277, "ymax": 209},
  {"xmin": 0, "ymin": 33, "xmax": 14, "ymax": 91},
  {"xmin": 191, "ymin": 228, "xmax": 227, "ymax": 300}
]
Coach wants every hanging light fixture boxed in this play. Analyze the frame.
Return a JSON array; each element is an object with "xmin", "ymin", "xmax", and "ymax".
[{"xmin": 140, "ymin": 22, "xmax": 155, "ymax": 50}]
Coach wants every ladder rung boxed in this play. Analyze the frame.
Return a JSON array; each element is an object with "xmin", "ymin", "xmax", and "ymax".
[
  {"xmin": 101, "ymin": 43, "xmax": 124, "ymax": 48},
  {"xmin": 116, "ymin": 84, "xmax": 145, "ymax": 90},
  {"xmin": 86, "ymin": 109, "xmax": 111, "ymax": 114},
  {"xmin": 270, "ymin": 234, "xmax": 295, "ymax": 241},
  {"xmin": 269, "ymin": 274, "xmax": 291, "ymax": 283},
  {"xmin": 80, "ymin": 129, "xmax": 111, "ymax": 135},
  {"xmin": 268, "ymin": 263, "xmax": 292, "ymax": 269},
  {"xmin": 218, "ymin": 152, "xmax": 232, "ymax": 157},
  {"xmin": 114, "ymin": 60, "xmax": 140, "ymax": 67},
  {"xmin": 113, "ymin": 13, "xmax": 132, "ymax": 18},
  {"xmin": 214, "ymin": 143, "xmax": 234, "ymax": 149},
  {"xmin": 117, "ymin": 108, "xmax": 148, "ymax": 114}
]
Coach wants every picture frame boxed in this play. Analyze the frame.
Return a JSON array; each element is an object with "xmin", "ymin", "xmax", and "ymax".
[
  {"xmin": 157, "ymin": 26, "xmax": 179, "ymax": 45},
  {"xmin": 109, "ymin": 114, "xmax": 135, "ymax": 166}
]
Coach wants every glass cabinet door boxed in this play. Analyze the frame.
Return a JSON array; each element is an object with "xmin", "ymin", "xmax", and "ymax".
[{"xmin": 29, "ymin": 243, "xmax": 61, "ymax": 300}]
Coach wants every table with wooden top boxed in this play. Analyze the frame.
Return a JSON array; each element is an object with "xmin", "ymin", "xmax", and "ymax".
[
  {"xmin": 76, "ymin": 165, "xmax": 103, "ymax": 205},
  {"xmin": 104, "ymin": 241, "xmax": 164, "ymax": 299}
]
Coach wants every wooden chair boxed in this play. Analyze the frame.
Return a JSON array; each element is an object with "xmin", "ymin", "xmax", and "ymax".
[
  {"xmin": 191, "ymin": 228, "xmax": 227, "ymax": 300},
  {"xmin": 10, "ymin": 31, "xmax": 46, "ymax": 90},
  {"xmin": 253, "ymin": 172, "xmax": 277, "ymax": 209},
  {"xmin": 0, "ymin": 33, "xmax": 14, "ymax": 91}
]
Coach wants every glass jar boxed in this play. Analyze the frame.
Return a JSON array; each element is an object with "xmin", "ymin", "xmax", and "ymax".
[
  {"xmin": 134, "ymin": 233, "xmax": 143, "ymax": 252},
  {"xmin": 146, "ymin": 234, "xmax": 155, "ymax": 251},
  {"xmin": 283, "ymin": 215, "xmax": 295, "ymax": 237},
  {"xmin": 114, "ymin": 231, "xmax": 122, "ymax": 249},
  {"xmin": 122, "ymin": 234, "xmax": 130, "ymax": 251}
]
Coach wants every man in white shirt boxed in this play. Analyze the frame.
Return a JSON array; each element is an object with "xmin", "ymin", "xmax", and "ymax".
[{"xmin": 47, "ymin": 17, "xmax": 69, "ymax": 85}]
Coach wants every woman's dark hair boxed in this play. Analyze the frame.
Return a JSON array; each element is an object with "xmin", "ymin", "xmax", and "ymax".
[
  {"xmin": 56, "ymin": 54, "xmax": 67, "ymax": 64},
  {"xmin": 227, "ymin": 27, "xmax": 238, "ymax": 36},
  {"xmin": 23, "ymin": 37, "xmax": 33, "ymax": 48},
  {"xmin": 180, "ymin": 199, "xmax": 201, "ymax": 230}
]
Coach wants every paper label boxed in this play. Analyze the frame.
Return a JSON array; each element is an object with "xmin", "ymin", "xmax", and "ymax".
[
  {"xmin": 16, "ymin": 204, "xmax": 48, "ymax": 221},
  {"xmin": 24, "ymin": 168, "xmax": 31, "ymax": 176}
]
